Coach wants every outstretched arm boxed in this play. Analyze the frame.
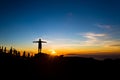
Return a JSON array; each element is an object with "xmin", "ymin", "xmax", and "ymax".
[
  {"xmin": 41, "ymin": 41, "xmax": 47, "ymax": 43},
  {"xmin": 33, "ymin": 41, "xmax": 39, "ymax": 43}
]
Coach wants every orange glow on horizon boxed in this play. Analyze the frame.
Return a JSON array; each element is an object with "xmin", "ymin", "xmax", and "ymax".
[
  {"xmin": 48, "ymin": 49, "xmax": 57, "ymax": 55},
  {"xmin": 5, "ymin": 44, "xmax": 120, "ymax": 56}
]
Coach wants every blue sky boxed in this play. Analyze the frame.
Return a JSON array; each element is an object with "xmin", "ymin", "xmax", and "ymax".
[{"xmin": 0, "ymin": 0, "xmax": 120, "ymax": 54}]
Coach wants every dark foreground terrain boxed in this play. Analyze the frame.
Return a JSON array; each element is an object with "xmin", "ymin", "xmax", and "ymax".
[{"xmin": 0, "ymin": 52, "xmax": 120, "ymax": 80}]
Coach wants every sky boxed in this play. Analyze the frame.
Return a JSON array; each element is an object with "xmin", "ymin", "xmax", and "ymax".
[{"xmin": 0, "ymin": 0, "xmax": 120, "ymax": 56}]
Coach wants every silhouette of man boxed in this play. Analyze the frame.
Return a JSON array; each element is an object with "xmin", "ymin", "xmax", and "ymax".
[{"xmin": 33, "ymin": 39, "xmax": 47, "ymax": 53}]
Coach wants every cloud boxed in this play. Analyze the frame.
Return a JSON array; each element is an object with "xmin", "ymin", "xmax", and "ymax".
[
  {"xmin": 47, "ymin": 32, "xmax": 120, "ymax": 51},
  {"xmin": 96, "ymin": 24, "xmax": 112, "ymax": 30},
  {"xmin": 78, "ymin": 32, "xmax": 120, "ymax": 51},
  {"xmin": 109, "ymin": 44, "xmax": 120, "ymax": 47},
  {"xmin": 103, "ymin": 39, "xmax": 120, "ymax": 48},
  {"xmin": 84, "ymin": 32, "xmax": 106, "ymax": 40},
  {"xmin": 78, "ymin": 32, "xmax": 107, "ymax": 46}
]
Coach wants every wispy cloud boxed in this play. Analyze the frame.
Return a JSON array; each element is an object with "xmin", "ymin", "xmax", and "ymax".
[
  {"xmin": 46, "ymin": 32, "xmax": 120, "ymax": 53},
  {"xmin": 79, "ymin": 32, "xmax": 106, "ymax": 46},
  {"xmin": 104, "ymin": 40, "xmax": 120, "ymax": 48},
  {"xmin": 83, "ymin": 32, "xmax": 106, "ymax": 40},
  {"xmin": 96, "ymin": 24, "xmax": 112, "ymax": 30},
  {"xmin": 109, "ymin": 44, "xmax": 120, "ymax": 47},
  {"xmin": 77, "ymin": 32, "xmax": 120, "ymax": 53}
]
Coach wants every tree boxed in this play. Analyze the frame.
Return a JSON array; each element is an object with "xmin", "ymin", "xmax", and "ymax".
[
  {"xmin": 1, "ymin": 46, "xmax": 3, "ymax": 52},
  {"xmin": 4, "ymin": 47, "xmax": 7, "ymax": 53},
  {"xmin": 17, "ymin": 51, "xmax": 20, "ymax": 56},
  {"xmin": 13, "ymin": 49, "xmax": 17, "ymax": 55},
  {"xmin": 0, "ymin": 46, "xmax": 1, "ymax": 52},
  {"xmin": 23, "ymin": 51, "xmax": 26, "ymax": 57},
  {"xmin": 9, "ymin": 47, "xmax": 13, "ymax": 54},
  {"xmin": 28, "ymin": 53, "xmax": 30, "ymax": 58}
]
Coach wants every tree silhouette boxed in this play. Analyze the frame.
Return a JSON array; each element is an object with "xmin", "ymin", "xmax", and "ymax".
[
  {"xmin": 1, "ymin": 46, "xmax": 3, "ymax": 52},
  {"xmin": 13, "ymin": 49, "xmax": 17, "ymax": 56},
  {"xmin": 0, "ymin": 46, "xmax": 1, "ymax": 52},
  {"xmin": 28, "ymin": 52, "xmax": 30, "ymax": 58},
  {"xmin": 23, "ymin": 51, "xmax": 26, "ymax": 57},
  {"xmin": 4, "ymin": 47, "xmax": 6, "ymax": 53},
  {"xmin": 17, "ymin": 51, "xmax": 20, "ymax": 56},
  {"xmin": 9, "ymin": 47, "xmax": 13, "ymax": 54}
]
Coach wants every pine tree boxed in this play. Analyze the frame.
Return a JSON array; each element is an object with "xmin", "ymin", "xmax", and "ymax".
[
  {"xmin": 28, "ymin": 53, "xmax": 30, "ymax": 58},
  {"xmin": 17, "ymin": 51, "xmax": 20, "ymax": 56},
  {"xmin": 1, "ymin": 46, "xmax": 3, "ymax": 52},
  {"xmin": 23, "ymin": 51, "xmax": 26, "ymax": 57},
  {"xmin": 4, "ymin": 47, "xmax": 7, "ymax": 53},
  {"xmin": 9, "ymin": 47, "xmax": 12, "ymax": 54}
]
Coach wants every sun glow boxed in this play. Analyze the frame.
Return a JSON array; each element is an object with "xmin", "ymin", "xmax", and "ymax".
[{"xmin": 49, "ymin": 49, "xmax": 57, "ymax": 55}]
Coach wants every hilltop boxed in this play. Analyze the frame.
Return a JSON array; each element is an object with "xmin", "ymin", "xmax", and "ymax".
[{"xmin": 0, "ymin": 48, "xmax": 120, "ymax": 80}]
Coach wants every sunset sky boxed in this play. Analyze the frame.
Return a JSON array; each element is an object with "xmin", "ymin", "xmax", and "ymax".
[{"xmin": 0, "ymin": 0, "xmax": 120, "ymax": 55}]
